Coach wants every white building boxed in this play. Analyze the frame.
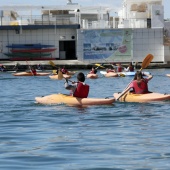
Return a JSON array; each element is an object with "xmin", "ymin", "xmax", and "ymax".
[{"xmin": 0, "ymin": 0, "xmax": 170, "ymax": 63}]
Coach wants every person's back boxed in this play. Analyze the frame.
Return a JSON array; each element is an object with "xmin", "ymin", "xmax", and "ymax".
[{"xmin": 65, "ymin": 72, "xmax": 89, "ymax": 98}]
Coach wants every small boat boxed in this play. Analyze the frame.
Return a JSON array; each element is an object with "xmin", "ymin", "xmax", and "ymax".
[
  {"xmin": 35, "ymin": 93, "xmax": 115, "ymax": 106},
  {"xmin": 11, "ymin": 48, "xmax": 57, "ymax": 53},
  {"xmin": 13, "ymin": 72, "xmax": 51, "ymax": 76},
  {"xmin": 49, "ymin": 74, "xmax": 71, "ymax": 79},
  {"xmin": 100, "ymin": 71, "xmax": 150, "ymax": 76},
  {"xmin": 86, "ymin": 74, "xmax": 98, "ymax": 79},
  {"xmin": 6, "ymin": 43, "xmax": 55, "ymax": 49},
  {"xmin": 114, "ymin": 92, "xmax": 170, "ymax": 102},
  {"xmin": 166, "ymin": 74, "xmax": 170, "ymax": 77}
]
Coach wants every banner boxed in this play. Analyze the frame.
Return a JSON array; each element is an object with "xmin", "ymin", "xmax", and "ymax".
[{"xmin": 83, "ymin": 29, "xmax": 132, "ymax": 61}]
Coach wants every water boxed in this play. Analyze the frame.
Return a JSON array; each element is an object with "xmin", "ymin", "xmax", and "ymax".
[{"xmin": 0, "ymin": 69, "xmax": 170, "ymax": 170}]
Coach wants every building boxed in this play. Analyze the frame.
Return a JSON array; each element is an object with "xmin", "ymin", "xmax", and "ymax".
[{"xmin": 0, "ymin": 0, "xmax": 170, "ymax": 63}]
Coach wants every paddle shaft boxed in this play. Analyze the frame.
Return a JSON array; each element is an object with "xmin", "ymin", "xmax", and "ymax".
[{"xmin": 26, "ymin": 61, "xmax": 34, "ymax": 76}]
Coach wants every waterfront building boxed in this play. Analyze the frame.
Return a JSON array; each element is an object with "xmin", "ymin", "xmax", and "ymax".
[{"xmin": 0, "ymin": 0, "xmax": 170, "ymax": 63}]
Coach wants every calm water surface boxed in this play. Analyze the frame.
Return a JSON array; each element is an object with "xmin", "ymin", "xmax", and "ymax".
[{"xmin": 0, "ymin": 69, "xmax": 170, "ymax": 170}]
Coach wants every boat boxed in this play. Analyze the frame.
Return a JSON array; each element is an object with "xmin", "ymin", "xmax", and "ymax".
[
  {"xmin": 11, "ymin": 48, "xmax": 57, "ymax": 53},
  {"xmin": 100, "ymin": 71, "xmax": 150, "ymax": 76},
  {"xmin": 6, "ymin": 43, "xmax": 55, "ymax": 49},
  {"xmin": 13, "ymin": 72, "xmax": 51, "ymax": 76},
  {"xmin": 166, "ymin": 74, "xmax": 170, "ymax": 77},
  {"xmin": 4, "ymin": 53, "xmax": 51, "ymax": 57},
  {"xmin": 35, "ymin": 93, "xmax": 115, "ymax": 106},
  {"xmin": 49, "ymin": 74, "xmax": 71, "ymax": 79},
  {"xmin": 114, "ymin": 92, "xmax": 170, "ymax": 102},
  {"xmin": 86, "ymin": 73, "xmax": 98, "ymax": 79},
  {"xmin": 100, "ymin": 71, "xmax": 118, "ymax": 77}
]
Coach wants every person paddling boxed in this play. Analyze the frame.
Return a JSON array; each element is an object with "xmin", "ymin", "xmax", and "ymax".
[
  {"xmin": 64, "ymin": 72, "xmax": 89, "ymax": 98},
  {"xmin": 120, "ymin": 71, "xmax": 153, "ymax": 95}
]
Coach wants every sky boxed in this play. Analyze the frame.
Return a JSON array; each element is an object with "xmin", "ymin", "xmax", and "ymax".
[{"xmin": 1, "ymin": 0, "xmax": 170, "ymax": 19}]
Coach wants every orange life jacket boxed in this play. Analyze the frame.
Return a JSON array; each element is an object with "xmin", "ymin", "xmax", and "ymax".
[
  {"xmin": 132, "ymin": 79, "xmax": 148, "ymax": 94},
  {"xmin": 73, "ymin": 82, "xmax": 89, "ymax": 98}
]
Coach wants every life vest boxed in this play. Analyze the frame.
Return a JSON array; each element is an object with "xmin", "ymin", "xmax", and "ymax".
[
  {"xmin": 132, "ymin": 79, "xmax": 148, "ymax": 94},
  {"xmin": 129, "ymin": 65, "xmax": 134, "ymax": 72},
  {"xmin": 117, "ymin": 67, "xmax": 122, "ymax": 72},
  {"xmin": 32, "ymin": 69, "xmax": 37, "ymax": 75},
  {"xmin": 61, "ymin": 68, "xmax": 68, "ymax": 74},
  {"xmin": 73, "ymin": 82, "xmax": 89, "ymax": 98}
]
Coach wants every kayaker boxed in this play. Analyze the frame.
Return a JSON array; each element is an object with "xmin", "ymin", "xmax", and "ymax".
[
  {"xmin": 106, "ymin": 66, "xmax": 115, "ymax": 73},
  {"xmin": 31, "ymin": 66, "xmax": 37, "ymax": 75},
  {"xmin": 89, "ymin": 67, "xmax": 97, "ymax": 74},
  {"xmin": 122, "ymin": 71, "xmax": 153, "ymax": 94},
  {"xmin": 61, "ymin": 66, "xmax": 68, "ymax": 74},
  {"xmin": 0, "ymin": 64, "xmax": 6, "ymax": 72},
  {"xmin": 64, "ymin": 72, "xmax": 89, "ymax": 98},
  {"xmin": 124, "ymin": 62, "xmax": 134, "ymax": 72}
]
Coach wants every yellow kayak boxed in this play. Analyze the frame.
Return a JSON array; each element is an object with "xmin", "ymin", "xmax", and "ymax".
[
  {"xmin": 35, "ymin": 93, "xmax": 115, "ymax": 106},
  {"xmin": 114, "ymin": 92, "xmax": 170, "ymax": 102},
  {"xmin": 13, "ymin": 72, "xmax": 50, "ymax": 76}
]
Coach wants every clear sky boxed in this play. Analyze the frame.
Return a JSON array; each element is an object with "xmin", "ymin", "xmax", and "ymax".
[{"xmin": 1, "ymin": 0, "xmax": 170, "ymax": 19}]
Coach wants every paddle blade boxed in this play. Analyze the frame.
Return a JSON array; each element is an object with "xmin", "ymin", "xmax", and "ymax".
[
  {"xmin": 95, "ymin": 64, "xmax": 105, "ymax": 68},
  {"xmin": 58, "ymin": 70, "xmax": 63, "ymax": 80},
  {"xmin": 141, "ymin": 54, "xmax": 154, "ymax": 70},
  {"xmin": 49, "ymin": 60, "xmax": 56, "ymax": 67}
]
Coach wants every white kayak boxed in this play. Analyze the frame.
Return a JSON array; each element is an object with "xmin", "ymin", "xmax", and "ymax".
[{"xmin": 100, "ymin": 71, "xmax": 150, "ymax": 76}]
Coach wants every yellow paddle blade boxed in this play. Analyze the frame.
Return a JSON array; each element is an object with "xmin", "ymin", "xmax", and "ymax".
[
  {"xmin": 119, "ymin": 73, "xmax": 125, "ymax": 77},
  {"xmin": 58, "ymin": 70, "xmax": 63, "ymax": 80},
  {"xmin": 141, "ymin": 54, "xmax": 154, "ymax": 70},
  {"xmin": 49, "ymin": 60, "xmax": 56, "ymax": 67},
  {"xmin": 52, "ymin": 70, "xmax": 57, "ymax": 74},
  {"xmin": 95, "ymin": 64, "xmax": 105, "ymax": 68}
]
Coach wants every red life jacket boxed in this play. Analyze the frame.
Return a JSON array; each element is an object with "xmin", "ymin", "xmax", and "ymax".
[
  {"xmin": 132, "ymin": 79, "xmax": 148, "ymax": 94},
  {"xmin": 32, "ymin": 69, "xmax": 37, "ymax": 75},
  {"xmin": 73, "ymin": 82, "xmax": 89, "ymax": 98},
  {"xmin": 129, "ymin": 66, "xmax": 134, "ymax": 72},
  {"xmin": 117, "ymin": 67, "xmax": 122, "ymax": 72}
]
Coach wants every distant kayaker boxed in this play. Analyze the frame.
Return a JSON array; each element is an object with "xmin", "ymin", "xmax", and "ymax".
[
  {"xmin": 121, "ymin": 71, "xmax": 153, "ymax": 94},
  {"xmin": 124, "ymin": 62, "xmax": 134, "ymax": 72},
  {"xmin": 89, "ymin": 67, "xmax": 97, "ymax": 74},
  {"xmin": 61, "ymin": 66, "xmax": 68, "ymax": 74},
  {"xmin": 31, "ymin": 66, "xmax": 37, "ymax": 75},
  {"xmin": 64, "ymin": 72, "xmax": 89, "ymax": 98},
  {"xmin": 0, "ymin": 64, "xmax": 6, "ymax": 72}
]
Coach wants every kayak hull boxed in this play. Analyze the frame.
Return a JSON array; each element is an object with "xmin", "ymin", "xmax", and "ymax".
[
  {"xmin": 87, "ymin": 74, "xmax": 98, "ymax": 79},
  {"xmin": 49, "ymin": 74, "xmax": 71, "ymax": 79},
  {"xmin": 35, "ymin": 93, "xmax": 115, "ymax": 106},
  {"xmin": 13, "ymin": 72, "xmax": 50, "ymax": 76},
  {"xmin": 166, "ymin": 74, "xmax": 170, "ymax": 77},
  {"xmin": 114, "ymin": 92, "xmax": 170, "ymax": 102},
  {"xmin": 104, "ymin": 72, "xmax": 118, "ymax": 77}
]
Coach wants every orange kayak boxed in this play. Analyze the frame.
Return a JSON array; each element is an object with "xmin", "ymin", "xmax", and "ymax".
[
  {"xmin": 166, "ymin": 74, "xmax": 170, "ymax": 77},
  {"xmin": 86, "ymin": 74, "xmax": 98, "ymax": 79},
  {"xmin": 114, "ymin": 92, "xmax": 170, "ymax": 102},
  {"xmin": 13, "ymin": 72, "xmax": 50, "ymax": 76},
  {"xmin": 35, "ymin": 93, "xmax": 115, "ymax": 106}
]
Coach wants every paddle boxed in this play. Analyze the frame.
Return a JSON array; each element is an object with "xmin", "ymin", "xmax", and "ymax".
[
  {"xmin": 58, "ymin": 70, "xmax": 73, "ymax": 82},
  {"xmin": 95, "ymin": 63, "xmax": 105, "ymax": 68},
  {"xmin": 49, "ymin": 60, "xmax": 56, "ymax": 68},
  {"xmin": 26, "ymin": 61, "xmax": 34, "ymax": 76},
  {"xmin": 116, "ymin": 54, "xmax": 154, "ymax": 101}
]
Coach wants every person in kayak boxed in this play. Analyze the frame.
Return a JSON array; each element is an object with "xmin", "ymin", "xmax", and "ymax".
[
  {"xmin": 121, "ymin": 71, "xmax": 153, "ymax": 94},
  {"xmin": 124, "ymin": 62, "xmax": 134, "ymax": 72},
  {"xmin": 31, "ymin": 66, "xmax": 37, "ymax": 75},
  {"xmin": 64, "ymin": 72, "xmax": 89, "ymax": 98},
  {"xmin": 89, "ymin": 67, "xmax": 97, "ymax": 74},
  {"xmin": 61, "ymin": 66, "xmax": 68, "ymax": 74}
]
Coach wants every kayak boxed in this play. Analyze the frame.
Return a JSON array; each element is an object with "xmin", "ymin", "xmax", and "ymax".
[
  {"xmin": 114, "ymin": 92, "xmax": 170, "ymax": 102},
  {"xmin": 49, "ymin": 74, "xmax": 71, "ymax": 79},
  {"xmin": 35, "ymin": 93, "xmax": 115, "ymax": 106},
  {"xmin": 166, "ymin": 74, "xmax": 170, "ymax": 77},
  {"xmin": 86, "ymin": 74, "xmax": 98, "ymax": 79},
  {"xmin": 13, "ymin": 72, "xmax": 50, "ymax": 76},
  {"xmin": 100, "ymin": 71, "xmax": 150, "ymax": 76},
  {"xmin": 100, "ymin": 71, "xmax": 118, "ymax": 77}
]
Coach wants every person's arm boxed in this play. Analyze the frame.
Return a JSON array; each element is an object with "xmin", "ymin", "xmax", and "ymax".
[
  {"xmin": 143, "ymin": 73, "xmax": 153, "ymax": 81},
  {"xmin": 124, "ymin": 67, "xmax": 129, "ymax": 72},
  {"xmin": 64, "ymin": 79, "xmax": 77, "ymax": 91}
]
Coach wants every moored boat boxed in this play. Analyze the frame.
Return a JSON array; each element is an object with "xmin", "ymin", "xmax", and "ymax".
[
  {"xmin": 114, "ymin": 92, "xmax": 170, "ymax": 102},
  {"xmin": 49, "ymin": 74, "xmax": 71, "ymax": 79},
  {"xmin": 86, "ymin": 73, "xmax": 98, "ymax": 79},
  {"xmin": 35, "ymin": 93, "xmax": 115, "ymax": 106},
  {"xmin": 13, "ymin": 72, "xmax": 51, "ymax": 76}
]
